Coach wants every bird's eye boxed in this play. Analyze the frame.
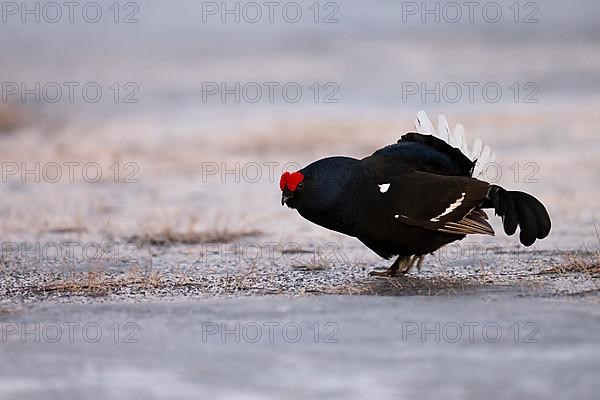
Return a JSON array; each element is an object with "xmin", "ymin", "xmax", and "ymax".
[{"xmin": 296, "ymin": 182, "xmax": 304, "ymax": 190}]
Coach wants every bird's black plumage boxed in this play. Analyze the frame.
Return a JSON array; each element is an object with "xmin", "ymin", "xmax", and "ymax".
[{"xmin": 280, "ymin": 118, "xmax": 551, "ymax": 276}]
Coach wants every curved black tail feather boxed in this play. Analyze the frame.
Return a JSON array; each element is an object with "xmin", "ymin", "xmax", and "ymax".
[{"xmin": 487, "ymin": 186, "xmax": 551, "ymax": 246}]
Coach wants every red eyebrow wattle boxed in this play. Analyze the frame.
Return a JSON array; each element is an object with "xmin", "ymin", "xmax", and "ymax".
[
  {"xmin": 280, "ymin": 171, "xmax": 304, "ymax": 191},
  {"xmin": 279, "ymin": 172, "xmax": 290, "ymax": 191}
]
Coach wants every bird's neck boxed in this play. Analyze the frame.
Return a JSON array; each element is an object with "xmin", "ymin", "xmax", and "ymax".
[{"xmin": 297, "ymin": 179, "xmax": 367, "ymax": 237}]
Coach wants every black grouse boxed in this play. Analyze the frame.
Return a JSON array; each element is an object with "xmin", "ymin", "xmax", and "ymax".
[{"xmin": 280, "ymin": 111, "xmax": 551, "ymax": 276}]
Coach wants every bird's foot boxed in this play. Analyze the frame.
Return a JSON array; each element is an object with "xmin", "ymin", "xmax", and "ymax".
[
  {"xmin": 369, "ymin": 268, "xmax": 398, "ymax": 277},
  {"xmin": 370, "ymin": 255, "xmax": 426, "ymax": 277},
  {"xmin": 369, "ymin": 257, "xmax": 406, "ymax": 277}
]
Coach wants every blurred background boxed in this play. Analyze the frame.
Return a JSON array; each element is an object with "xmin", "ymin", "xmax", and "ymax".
[{"xmin": 2, "ymin": 2, "xmax": 600, "ymax": 399}]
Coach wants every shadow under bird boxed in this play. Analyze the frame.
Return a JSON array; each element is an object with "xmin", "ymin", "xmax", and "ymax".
[{"xmin": 280, "ymin": 111, "xmax": 551, "ymax": 276}]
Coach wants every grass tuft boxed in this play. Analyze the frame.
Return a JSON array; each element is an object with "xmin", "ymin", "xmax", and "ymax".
[
  {"xmin": 540, "ymin": 224, "xmax": 600, "ymax": 276},
  {"xmin": 127, "ymin": 227, "xmax": 261, "ymax": 247},
  {"xmin": 540, "ymin": 253, "xmax": 600, "ymax": 275}
]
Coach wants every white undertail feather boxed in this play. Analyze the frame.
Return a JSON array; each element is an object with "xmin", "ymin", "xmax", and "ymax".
[{"xmin": 414, "ymin": 111, "xmax": 495, "ymax": 178}]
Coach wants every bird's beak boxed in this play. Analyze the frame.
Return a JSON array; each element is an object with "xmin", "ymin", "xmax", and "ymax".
[{"xmin": 281, "ymin": 192, "xmax": 294, "ymax": 206}]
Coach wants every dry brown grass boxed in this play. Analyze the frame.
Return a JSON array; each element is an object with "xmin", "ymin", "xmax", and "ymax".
[
  {"xmin": 540, "ymin": 225, "xmax": 600, "ymax": 276},
  {"xmin": 37, "ymin": 212, "xmax": 89, "ymax": 235},
  {"xmin": 0, "ymin": 104, "xmax": 23, "ymax": 132},
  {"xmin": 362, "ymin": 275, "xmax": 483, "ymax": 296},
  {"xmin": 39, "ymin": 267, "xmax": 163, "ymax": 296},
  {"xmin": 36, "ymin": 267, "xmax": 272, "ymax": 297},
  {"xmin": 310, "ymin": 273, "xmax": 487, "ymax": 296},
  {"xmin": 35, "ymin": 246, "xmax": 265, "ymax": 297},
  {"xmin": 290, "ymin": 251, "xmax": 336, "ymax": 272},
  {"xmin": 127, "ymin": 227, "xmax": 261, "ymax": 247},
  {"xmin": 540, "ymin": 253, "xmax": 600, "ymax": 275},
  {"xmin": 284, "ymin": 243, "xmax": 352, "ymax": 272},
  {"xmin": 37, "ymin": 246, "xmax": 162, "ymax": 296},
  {"xmin": 43, "ymin": 226, "xmax": 89, "ymax": 234},
  {"xmin": 41, "ymin": 274, "xmax": 162, "ymax": 296}
]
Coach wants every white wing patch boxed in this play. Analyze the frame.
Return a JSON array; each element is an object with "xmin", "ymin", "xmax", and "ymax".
[
  {"xmin": 414, "ymin": 111, "xmax": 495, "ymax": 179},
  {"xmin": 378, "ymin": 183, "xmax": 391, "ymax": 193},
  {"xmin": 430, "ymin": 192, "xmax": 466, "ymax": 222}
]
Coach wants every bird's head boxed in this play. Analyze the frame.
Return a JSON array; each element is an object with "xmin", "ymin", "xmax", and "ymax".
[
  {"xmin": 280, "ymin": 171, "xmax": 305, "ymax": 208},
  {"xmin": 279, "ymin": 157, "xmax": 359, "ymax": 213}
]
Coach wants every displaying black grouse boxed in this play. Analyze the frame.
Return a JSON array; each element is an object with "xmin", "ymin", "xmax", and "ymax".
[{"xmin": 280, "ymin": 111, "xmax": 551, "ymax": 276}]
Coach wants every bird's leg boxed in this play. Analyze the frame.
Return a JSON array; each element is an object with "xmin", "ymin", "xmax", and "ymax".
[
  {"xmin": 399, "ymin": 255, "xmax": 426, "ymax": 274},
  {"xmin": 414, "ymin": 255, "xmax": 425, "ymax": 272},
  {"xmin": 398, "ymin": 255, "xmax": 416, "ymax": 274},
  {"xmin": 370, "ymin": 256, "xmax": 408, "ymax": 277}
]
